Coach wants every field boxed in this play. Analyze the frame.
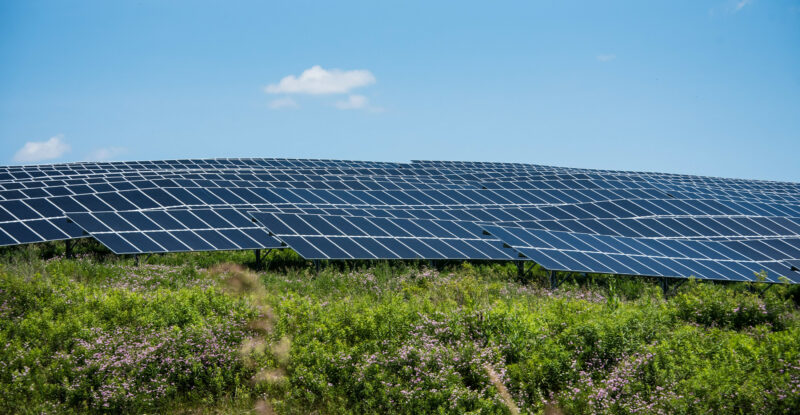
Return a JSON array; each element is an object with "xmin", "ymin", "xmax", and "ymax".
[{"xmin": 1, "ymin": 241, "xmax": 799, "ymax": 414}]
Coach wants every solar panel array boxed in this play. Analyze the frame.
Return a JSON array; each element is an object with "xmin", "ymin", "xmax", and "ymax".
[{"xmin": 1, "ymin": 158, "xmax": 799, "ymax": 284}]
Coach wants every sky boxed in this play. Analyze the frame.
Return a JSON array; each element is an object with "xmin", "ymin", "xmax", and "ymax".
[{"xmin": 1, "ymin": 0, "xmax": 799, "ymax": 182}]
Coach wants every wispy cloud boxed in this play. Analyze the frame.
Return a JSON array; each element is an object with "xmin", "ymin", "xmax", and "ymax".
[
  {"xmin": 334, "ymin": 95, "xmax": 383, "ymax": 112},
  {"xmin": 85, "ymin": 147, "xmax": 127, "ymax": 161},
  {"xmin": 335, "ymin": 94, "xmax": 368, "ymax": 110},
  {"xmin": 13, "ymin": 135, "xmax": 70, "ymax": 163},
  {"xmin": 265, "ymin": 65, "xmax": 376, "ymax": 95},
  {"xmin": 733, "ymin": 0, "xmax": 753, "ymax": 12},
  {"xmin": 596, "ymin": 54, "xmax": 616, "ymax": 62},
  {"xmin": 268, "ymin": 97, "xmax": 299, "ymax": 110}
]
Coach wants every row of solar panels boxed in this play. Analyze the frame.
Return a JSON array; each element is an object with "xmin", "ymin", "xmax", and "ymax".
[
  {"xmin": 4, "ymin": 158, "xmax": 797, "ymax": 195},
  {"xmin": 42, "ymin": 209, "xmax": 795, "ymax": 284},
  {"xmin": 1, "ymin": 158, "xmax": 798, "ymax": 285}
]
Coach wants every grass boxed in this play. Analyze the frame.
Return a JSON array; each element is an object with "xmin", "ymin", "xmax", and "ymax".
[{"xmin": 1, "ymin": 241, "xmax": 799, "ymax": 414}]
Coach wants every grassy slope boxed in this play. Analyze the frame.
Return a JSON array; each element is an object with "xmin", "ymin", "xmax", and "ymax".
[{"xmin": 1, "ymin": 242, "xmax": 799, "ymax": 414}]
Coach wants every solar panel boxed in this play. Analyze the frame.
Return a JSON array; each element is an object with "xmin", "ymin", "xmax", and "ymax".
[
  {"xmin": 250, "ymin": 212, "xmax": 516, "ymax": 260},
  {"xmin": 0, "ymin": 157, "xmax": 796, "ymax": 284},
  {"xmin": 482, "ymin": 225, "xmax": 798, "ymax": 283},
  {"xmin": 65, "ymin": 208, "xmax": 283, "ymax": 254}
]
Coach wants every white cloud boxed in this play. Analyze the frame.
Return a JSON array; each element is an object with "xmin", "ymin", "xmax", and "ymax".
[
  {"xmin": 13, "ymin": 135, "xmax": 70, "ymax": 163},
  {"xmin": 265, "ymin": 65, "xmax": 376, "ymax": 95},
  {"xmin": 334, "ymin": 95, "xmax": 384, "ymax": 112},
  {"xmin": 335, "ymin": 94, "xmax": 369, "ymax": 110},
  {"xmin": 268, "ymin": 97, "xmax": 299, "ymax": 109},
  {"xmin": 596, "ymin": 54, "xmax": 616, "ymax": 62},
  {"xmin": 85, "ymin": 147, "xmax": 127, "ymax": 161},
  {"xmin": 733, "ymin": 0, "xmax": 753, "ymax": 12}
]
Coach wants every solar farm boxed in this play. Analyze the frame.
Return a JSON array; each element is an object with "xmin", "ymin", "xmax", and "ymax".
[
  {"xmin": 3, "ymin": 158, "xmax": 800, "ymax": 414},
  {"xmin": 1, "ymin": 158, "xmax": 799, "ymax": 287}
]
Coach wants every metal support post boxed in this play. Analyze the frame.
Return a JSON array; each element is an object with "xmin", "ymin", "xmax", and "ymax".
[
  {"xmin": 313, "ymin": 259, "xmax": 321, "ymax": 273},
  {"xmin": 254, "ymin": 249, "xmax": 261, "ymax": 270},
  {"xmin": 65, "ymin": 239, "xmax": 73, "ymax": 259},
  {"xmin": 134, "ymin": 254, "xmax": 139, "ymax": 267}
]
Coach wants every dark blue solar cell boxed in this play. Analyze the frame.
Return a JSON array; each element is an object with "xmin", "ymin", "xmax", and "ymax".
[
  {"xmin": 26, "ymin": 220, "xmax": 67, "ymax": 240},
  {"xmin": 433, "ymin": 220, "xmax": 474, "ymax": 239},
  {"xmin": 21, "ymin": 188, "xmax": 48, "ymax": 199},
  {"xmin": 144, "ymin": 232, "xmax": 190, "ymax": 251},
  {"xmin": 534, "ymin": 231, "xmax": 577, "ymax": 251},
  {"xmin": 93, "ymin": 212, "xmax": 136, "ymax": 232},
  {"xmin": 0, "ymin": 227, "xmax": 17, "ymax": 246},
  {"xmin": 287, "ymin": 189, "xmax": 326, "ymax": 204},
  {"xmin": 679, "ymin": 240, "xmax": 725, "ymax": 260},
  {"xmin": 67, "ymin": 213, "xmax": 110, "ymax": 233},
  {"xmin": 368, "ymin": 217, "xmax": 412, "ymax": 237},
  {"xmin": 214, "ymin": 209, "xmax": 252, "ymax": 227},
  {"xmin": 397, "ymin": 238, "xmax": 446, "ymax": 259},
  {"xmin": 169, "ymin": 230, "xmax": 216, "ymax": 251},
  {"xmin": 422, "ymin": 238, "xmax": 465, "ymax": 258},
  {"xmin": 108, "ymin": 181, "xmax": 137, "ymax": 191},
  {"xmin": 369, "ymin": 191, "xmax": 404, "ymax": 205},
  {"xmin": 190, "ymin": 210, "xmax": 232, "ymax": 228},
  {"xmin": 241, "ymin": 228, "xmax": 281, "ymax": 247},
  {"xmin": 724, "ymin": 241, "xmax": 771, "ymax": 262},
  {"xmin": 227, "ymin": 188, "xmax": 266, "ymax": 204},
  {"xmin": 247, "ymin": 188, "xmax": 288, "ymax": 204},
  {"xmin": 274, "ymin": 213, "xmax": 317, "ymax": 235},
  {"xmin": 391, "ymin": 218, "xmax": 434, "ymax": 237},
  {"xmin": 115, "ymin": 190, "xmax": 158, "ymax": 209},
  {"xmin": 458, "ymin": 190, "xmax": 495, "ymax": 204},
  {"xmin": 94, "ymin": 192, "xmax": 137, "ymax": 211},
  {"xmin": 165, "ymin": 210, "xmax": 209, "ymax": 229},
  {"xmin": 121, "ymin": 233, "xmax": 166, "ymax": 253},
  {"xmin": 714, "ymin": 217, "xmax": 757, "ymax": 236},
  {"xmin": 379, "ymin": 239, "xmax": 421, "ymax": 258},
  {"xmin": 94, "ymin": 233, "xmax": 138, "ymax": 253},
  {"xmin": 536, "ymin": 249, "xmax": 588, "ymax": 271},
  {"xmin": 616, "ymin": 219, "xmax": 660, "ymax": 238},
  {"xmin": 319, "ymin": 216, "xmax": 361, "ymax": 235},
  {"xmin": 140, "ymin": 211, "xmax": 182, "ymax": 230},
  {"xmin": 205, "ymin": 188, "xmax": 245, "ymax": 204},
  {"xmin": 0, "ymin": 221, "xmax": 41, "ymax": 243},
  {"xmin": 402, "ymin": 191, "xmax": 439, "ymax": 205},
  {"xmin": 563, "ymin": 251, "xmax": 616, "ymax": 274},
  {"xmin": 557, "ymin": 220, "xmax": 597, "ymax": 235},
  {"xmin": 194, "ymin": 230, "xmax": 238, "ymax": 250},
  {"xmin": 217, "ymin": 229, "xmax": 261, "ymax": 249},
  {"xmin": 164, "ymin": 188, "xmax": 204, "ymax": 205},
  {"xmin": 329, "ymin": 237, "xmax": 375, "ymax": 258},
  {"xmin": 351, "ymin": 237, "xmax": 400, "ymax": 258},
  {"xmin": 182, "ymin": 188, "xmax": 224, "ymax": 205},
  {"xmin": 491, "ymin": 189, "xmax": 530, "ymax": 204},
  {"xmin": 301, "ymin": 215, "xmax": 343, "ymax": 235},
  {"xmin": 464, "ymin": 239, "xmax": 513, "ymax": 259},
  {"xmin": 1, "ymin": 200, "xmax": 42, "ymax": 220},
  {"xmin": 432, "ymin": 238, "xmax": 483, "ymax": 259},
  {"xmin": 741, "ymin": 240, "xmax": 790, "ymax": 261},
  {"xmin": 45, "ymin": 186, "xmax": 73, "ymax": 197}
]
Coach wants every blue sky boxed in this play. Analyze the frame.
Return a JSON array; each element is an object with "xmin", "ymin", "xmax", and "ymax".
[{"xmin": 1, "ymin": 0, "xmax": 799, "ymax": 182}]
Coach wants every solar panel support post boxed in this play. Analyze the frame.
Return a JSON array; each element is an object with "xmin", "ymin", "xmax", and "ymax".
[
  {"xmin": 313, "ymin": 259, "xmax": 321, "ymax": 274},
  {"xmin": 549, "ymin": 270, "xmax": 560, "ymax": 290},
  {"xmin": 134, "ymin": 254, "xmax": 139, "ymax": 267},
  {"xmin": 254, "ymin": 249, "xmax": 261, "ymax": 270},
  {"xmin": 65, "ymin": 239, "xmax": 73, "ymax": 259}
]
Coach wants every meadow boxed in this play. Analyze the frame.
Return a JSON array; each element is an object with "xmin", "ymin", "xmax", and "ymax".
[{"xmin": 1, "ymin": 241, "xmax": 798, "ymax": 414}]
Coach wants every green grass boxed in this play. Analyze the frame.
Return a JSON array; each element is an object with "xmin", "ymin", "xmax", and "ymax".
[{"xmin": 1, "ymin": 242, "xmax": 799, "ymax": 414}]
